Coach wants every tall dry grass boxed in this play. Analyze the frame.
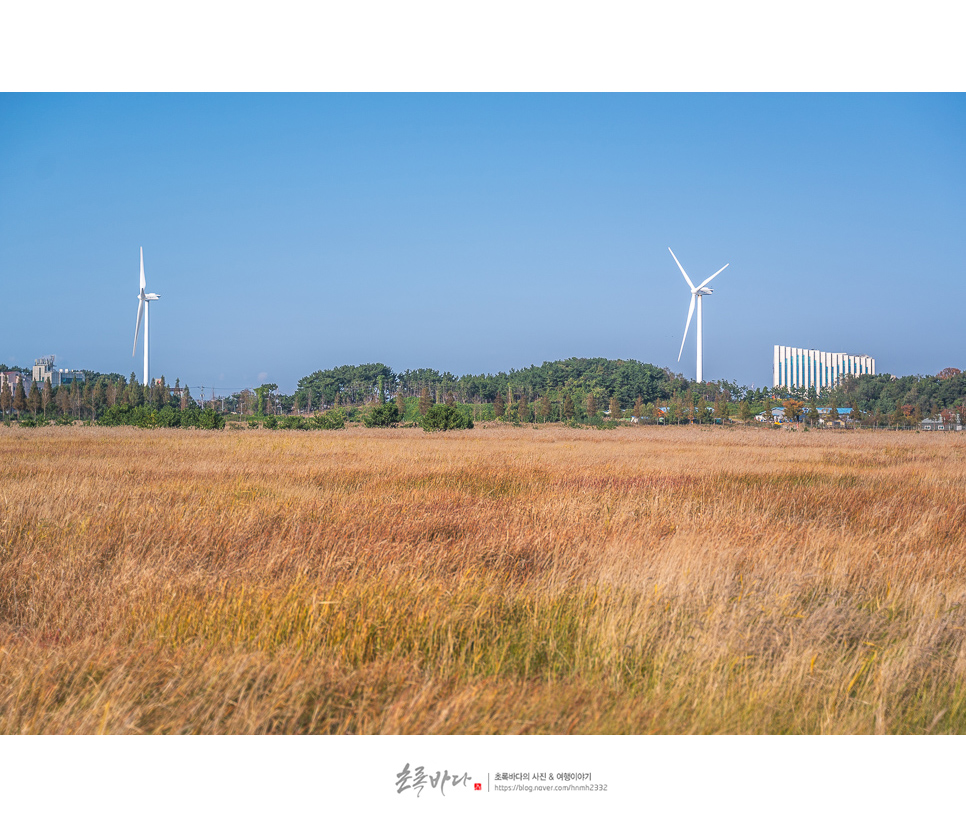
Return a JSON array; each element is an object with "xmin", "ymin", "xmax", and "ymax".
[{"xmin": 1, "ymin": 423, "xmax": 965, "ymax": 733}]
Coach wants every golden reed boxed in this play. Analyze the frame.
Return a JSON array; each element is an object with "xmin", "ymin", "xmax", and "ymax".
[{"xmin": 1, "ymin": 424, "xmax": 964, "ymax": 733}]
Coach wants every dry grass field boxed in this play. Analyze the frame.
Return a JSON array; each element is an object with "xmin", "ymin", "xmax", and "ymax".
[{"xmin": 2, "ymin": 423, "xmax": 965, "ymax": 734}]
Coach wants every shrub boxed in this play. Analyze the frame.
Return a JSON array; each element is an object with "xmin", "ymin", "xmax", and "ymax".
[
  {"xmin": 157, "ymin": 406, "xmax": 182, "ymax": 427},
  {"xmin": 312, "ymin": 409, "xmax": 346, "ymax": 430},
  {"xmin": 363, "ymin": 402, "xmax": 400, "ymax": 428},
  {"xmin": 279, "ymin": 415, "xmax": 309, "ymax": 430},
  {"xmin": 421, "ymin": 404, "xmax": 473, "ymax": 432},
  {"xmin": 197, "ymin": 408, "xmax": 225, "ymax": 430},
  {"xmin": 263, "ymin": 415, "xmax": 278, "ymax": 429},
  {"xmin": 98, "ymin": 404, "xmax": 157, "ymax": 428}
]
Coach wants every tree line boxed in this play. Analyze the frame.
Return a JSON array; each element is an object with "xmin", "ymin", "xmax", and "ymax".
[
  {"xmin": 292, "ymin": 359, "xmax": 966, "ymax": 421},
  {"xmin": 0, "ymin": 371, "xmax": 222, "ymax": 427}
]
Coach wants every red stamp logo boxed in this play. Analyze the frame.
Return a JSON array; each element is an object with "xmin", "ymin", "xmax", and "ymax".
[{"xmin": 474, "ymin": 783, "xmax": 482, "ymax": 791}]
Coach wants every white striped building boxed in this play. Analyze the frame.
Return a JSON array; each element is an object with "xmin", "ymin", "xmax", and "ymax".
[{"xmin": 773, "ymin": 346, "xmax": 875, "ymax": 393}]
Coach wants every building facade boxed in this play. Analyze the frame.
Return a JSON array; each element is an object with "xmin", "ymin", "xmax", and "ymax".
[
  {"xmin": 773, "ymin": 345, "xmax": 875, "ymax": 393},
  {"xmin": 32, "ymin": 356, "xmax": 85, "ymax": 387}
]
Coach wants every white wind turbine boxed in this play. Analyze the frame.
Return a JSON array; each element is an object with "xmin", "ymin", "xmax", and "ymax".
[
  {"xmin": 132, "ymin": 247, "xmax": 160, "ymax": 385},
  {"xmin": 670, "ymin": 247, "xmax": 728, "ymax": 384}
]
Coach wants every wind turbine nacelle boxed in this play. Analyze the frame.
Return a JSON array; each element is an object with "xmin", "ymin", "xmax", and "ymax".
[
  {"xmin": 697, "ymin": 288, "xmax": 713, "ymax": 296},
  {"xmin": 145, "ymin": 293, "xmax": 160, "ymax": 300}
]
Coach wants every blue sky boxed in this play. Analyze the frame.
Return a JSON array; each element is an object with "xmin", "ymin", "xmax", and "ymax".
[{"xmin": 1, "ymin": 93, "xmax": 964, "ymax": 394}]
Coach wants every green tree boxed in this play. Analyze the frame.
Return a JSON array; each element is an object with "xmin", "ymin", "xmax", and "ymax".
[
  {"xmin": 493, "ymin": 392, "xmax": 505, "ymax": 419},
  {"xmin": 126, "ymin": 373, "xmax": 143, "ymax": 407},
  {"xmin": 518, "ymin": 393, "xmax": 530, "ymax": 422},
  {"xmin": 737, "ymin": 400, "xmax": 752, "ymax": 422},
  {"xmin": 667, "ymin": 399, "xmax": 680, "ymax": 424},
  {"xmin": 395, "ymin": 391, "xmax": 406, "ymax": 420},
  {"xmin": 633, "ymin": 395, "xmax": 643, "ymax": 419},
  {"xmin": 421, "ymin": 404, "xmax": 473, "ymax": 432},
  {"xmin": 807, "ymin": 401, "xmax": 821, "ymax": 426},
  {"xmin": 586, "ymin": 393, "xmax": 597, "ymax": 420},
  {"xmin": 364, "ymin": 402, "xmax": 401, "ymax": 428},
  {"xmin": 255, "ymin": 383, "xmax": 278, "ymax": 416},
  {"xmin": 697, "ymin": 397, "xmax": 711, "ymax": 423}
]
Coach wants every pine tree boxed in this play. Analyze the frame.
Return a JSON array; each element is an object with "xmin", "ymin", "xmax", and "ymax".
[
  {"xmin": 444, "ymin": 391, "xmax": 455, "ymax": 407},
  {"xmin": 91, "ymin": 380, "xmax": 106, "ymax": 420},
  {"xmin": 737, "ymin": 400, "xmax": 752, "ymax": 422},
  {"xmin": 808, "ymin": 401, "xmax": 821, "ymax": 426},
  {"xmin": 562, "ymin": 392, "xmax": 575, "ymax": 421},
  {"xmin": 395, "ymin": 391, "xmax": 406, "ymax": 420},
  {"xmin": 586, "ymin": 393, "xmax": 597, "ymax": 420},
  {"xmin": 13, "ymin": 379, "xmax": 27, "ymax": 417},
  {"xmin": 518, "ymin": 393, "xmax": 530, "ymax": 422},
  {"xmin": 126, "ymin": 372, "xmax": 143, "ymax": 407},
  {"xmin": 27, "ymin": 381, "xmax": 41, "ymax": 416},
  {"xmin": 633, "ymin": 396, "xmax": 643, "ymax": 419},
  {"xmin": 419, "ymin": 386, "xmax": 432, "ymax": 417},
  {"xmin": 0, "ymin": 375, "xmax": 11, "ymax": 417},
  {"xmin": 493, "ymin": 392, "xmax": 505, "ymax": 419},
  {"xmin": 69, "ymin": 379, "xmax": 81, "ymax": 417},
  {"xmin": 155, "ymin": 376, "xmax": 168, "ymax": 409}
]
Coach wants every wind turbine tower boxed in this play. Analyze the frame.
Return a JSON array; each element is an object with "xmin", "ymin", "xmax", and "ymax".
[
  {"xmin": 132, "ymin": 247, "xmax": 161, "ymax": 385},
  {"xmin": 670, "ymin": 247, "xmax": 729, "ymax": 384}
]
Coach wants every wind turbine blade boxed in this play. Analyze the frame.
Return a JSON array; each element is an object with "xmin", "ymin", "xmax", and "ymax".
[
  {"xmin": 140, "ymin": 247, "xmax": 146, "ymax": 290},
  {"xmin": 668, "ymin": 247, "xmax": 696, "ymax": 291},
  {"xmin": 696, "ymin": 263, "xmax": 729, "ymax": 291},
  {"xmin": 133, "ymin": 298, "xmax": 144, "ymax": 356},
  {"xmin": 677, "ymin": 294, "xmax": 696, "ymax": 362}
]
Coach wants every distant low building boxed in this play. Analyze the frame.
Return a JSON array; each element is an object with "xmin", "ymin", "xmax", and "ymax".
[
  {"xmin": 32, "ymin": 356, "xmax": 85, "ymax": 387},
  {"xmin": 921, "ymin": 411, "xmax": 964, "ymax": 431},
  {"xmin": 1, "ymin": 370, "xmax": 27, "ymax": 391}
]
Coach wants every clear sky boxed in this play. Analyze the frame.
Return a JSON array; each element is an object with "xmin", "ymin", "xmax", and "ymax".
[{"xmin": 1, "ymin": 93, "xmax": 964, "ymax": 394}]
